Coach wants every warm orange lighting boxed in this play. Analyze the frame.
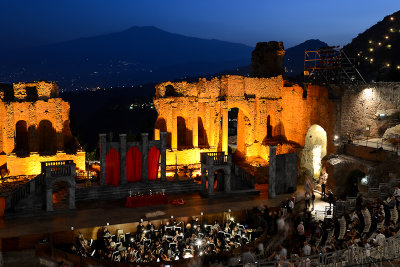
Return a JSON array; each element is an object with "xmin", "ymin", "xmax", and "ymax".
[
  {"xmin": 397, "ymin": 65, "xmax": 400, "ymax": 70},
  {"xmin": 390, "ymin": 16, "xmax": 394, "ymax": 21},
  {"xmin": 368, "ymin": 40, "xmax": 372, "ymax": 44},
  {"xmin": 378, "ymin": 42, "xmax": 382, "ymax": 46},
  {"xmin": 369, "ymin": 48, "xmax": 374, "ymax": 52},
  {"xmin": 370, "ymin": 58, "xmax": 374, "ymax": 63},
  {"xmin": 357, "ymin": 53, "xmax": 360, "ymax": 56},
  {"xmin": 385, "ymin": 36, "xmax": 389, "ymax": 39},
  {"xmin": 386, "ymin": 63, "xmax": 390, "ymax": 67}
]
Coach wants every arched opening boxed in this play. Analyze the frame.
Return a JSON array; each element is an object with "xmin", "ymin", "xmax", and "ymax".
[
  {"xmin": 214, "ymin": 169, "xmax": 225, "ymax": 192},
  {"xmin": 106, "ymin": 148, "xmax": 120, "ymax": 186},
  {"xmin": 62, "ymin": 120, "xmax": 76, "ymax": 154},
  {"xmin": 177, "ymin": 116, "xmax": 190, "ymax": 149},
  {"xmin": 267, "ymin": 115, "xmax": 273, "ymax": 138},
  {"xmin": 228, "ymin": 108, "xmax": 238, "ymax": 154},
  {"xmin": 301, "ymin": 125, "xmax": 327, "ymax": 183},
  {"xmin": 154, "ymin": 117, "xmax": 170, "ymax": 148},
  {"xmin": 345, "ymin": 170, "xmax": 365, "ymax": 198},
  {"xmin": 15, "ymin": 120, "xmax": 29, "ymax": 155},
  {"xmin": 52, "ymin": 180, "xmax": 69, "ymax": 210},
  {"xmin": 126, "ymin": 146, "xmax": 142, "ymax": 182},
  {"xmin": 148, "ymin": 146, "xmax": 160, "ymax": 181},
  {"xmin": 198, "ymin": 117, "xmax": 208, "ymax": 147},
  {"xmin": 38, "ymin": 120, "xmax": 56, "ymax": 154}
]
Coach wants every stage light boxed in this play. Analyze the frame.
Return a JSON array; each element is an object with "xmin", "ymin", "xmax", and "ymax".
[
  {"xmin": 369, "ymin": 40, "xmax": 372, "ymax": 44},
  {"xmin": 361, "ymin": 176, "xmax": 369, "ymax": 185},
  {"xmin": 201, "ymin": 212, "xmax": 203, "ymax": 216},
  {"xmin": 397, "ymin": 65, "xmax": 400, "ymax": 69},
  {"xmin": 228, "ymin": 209, "xmax": 231, "ymax": 213},
  {"xmin": 386, "ymin": 63, "xmax": 390, "ymax": 67},
  {"xmin": 196, "ymin": 239, "xmax": 202, "ymax": 246},
  {"xmin": 378, "ymin": 42, "xmax": 382, "ymax": 46},
  {"xmin": 390, "ymin": 28, "xmax": 394, "ymax": 32},
  {"xmin": 385, "ymin": 36, "xmax": 389, "ymax": 39},
  {"xmin": 230, "ymin": 217, "xmax": 234, "ymax": 221},
  {"xmin": 140, "ymin": 219, "xmax": 143, "ymax": 222},
  {"xmin": 387, "ymin": 44, "xmax": 392, "ymax": 48},
  {"xmin": 171, "ymin": 215, "xmax": 174, "ymax": 219}
]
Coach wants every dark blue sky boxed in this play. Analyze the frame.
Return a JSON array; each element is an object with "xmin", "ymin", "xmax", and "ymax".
[{"xmin": 1, "ymin": 0, "xmax": 399, "ymax": 50}]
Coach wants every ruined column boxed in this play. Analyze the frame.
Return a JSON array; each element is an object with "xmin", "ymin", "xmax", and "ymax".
[
  {"xmin": 193, "ymin": 105, "xmax": 198, "ymax": 148},
  {"xmin": 171, "ymin": 105, "xmax": 178, "ymax": 151},
  {"xmin": 160, "ymin": 132, "xmax": 167, "ymax": 182},
  {"xmin": 208, "ymin": 103, "xmax": 215, "ymax": 149},
  {"xmin": 269, "ymin": 146, "xmax": 277, "ymax": 198},
  {"xmin": 208, "ymin": 173, "xmax": 215, "ymax": 196},
  {"xmin": 222, "ymin": 107, "xmax": 229, "ymax": 155},
  {"xmin": 201, "ymin": 169, "xmax": 207, "ymax": 193},
  {"xmin": 141, "ymin": 133, "xmax": 149, "ymax": 183},
  {"xmin": 119, "ymin": 134, "xmax": 127, "ymax": 185},
  {"xmin": 68, "ymin": 186, "xmax": 76, "ymax": 209},
  {"xmin": 99, "ymin": 134, "xmax": 107, "ymax": 186},
  {"xmin": 46, "ymin": 188, "xmax": 53, "ymax": 212}
]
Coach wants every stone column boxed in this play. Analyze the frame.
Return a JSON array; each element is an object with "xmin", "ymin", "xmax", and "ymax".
[
  {"xmin": 119, "ymin": 134, "xmax": 127, "ymax": 185},
  {"xmin": 269, "ymin": 146, "xmax": 277, "ymax": 198},
  {"xmin": 46, "ymin": 188, "xmax": 53, "ymax": 212},
  {"xmin": 68, "ymin": 186, "xmax": 76, "ymax": 209},
  {"xmin": 154, "ymin": 128, "xmax": 160, "ymax": 141},
  {"xmin": 160, "ymin": 132, "xmax": 167, "ymax": 182},
  {"xmin": 201, "ymin": 170, "xmax": 207, "ymax": 193},
  {"xmin": 141, "ymin": 133, "xmax": 149, "ymax": 183},
  {"xmin": 225, "ymin": 156, "xmax": 232, "ymax": 192},
  {"xmin": 99, "ymin": 134, "xmax": 107, "ymax": 186},
  {"xmin": 192, "ymin": 105, "xmax": 198, "ymax": 148},
  {"xmin": 208, "ymin": 104, "xmax": 215, "ymax": 149},
  {"xmin": 208, "ymin": 173, "xmax": 215, "ymax": 196},
  {"xmin": 171, "ymin": 104, "xmax": 178, "ymax": 151},
  {"xmin": 222, "ymin": 107, "xmax": 229, "ymax": 155}
]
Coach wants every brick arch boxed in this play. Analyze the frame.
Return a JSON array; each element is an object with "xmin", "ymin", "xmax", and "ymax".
[
  {"xmin": 15, "ymin": 120, "xmax": 29, "ymax": 154},
  {"xmin": 155, "ymin": 117, "xmax": 170, "ymax": 148},
  {"xmin": 38, "ymin": 120, "xmax": 57, "ymax": 155}
]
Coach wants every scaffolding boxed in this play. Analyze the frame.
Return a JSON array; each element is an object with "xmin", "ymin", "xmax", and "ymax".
[{"xmin": 304, "ymin": 46, "xmax": 366, "ymax": 85}]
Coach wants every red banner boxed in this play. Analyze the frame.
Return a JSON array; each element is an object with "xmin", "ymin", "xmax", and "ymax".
[
  {"xmin": 106, "ymin": 148, "xmax": 120, "ymax": 186},
  {"xmin": 126, "ymin": 146, "xmax": 142, "ymax": 182}
]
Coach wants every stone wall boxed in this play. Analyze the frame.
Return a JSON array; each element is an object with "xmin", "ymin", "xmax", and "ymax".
[
  {"xmin": 154, "ymin": 75, "xmax": 336, "ymax": 169},
  {"xmin": 0, "ymin": 81, "xmax": 85, "ymax": 175},
  {"xmin": 6, "ymin": 151, "xmax": 85, "ymax": 176},
  {"xmin": 341, "ymin": 83, "xmax": 400, "ymax": 139}
]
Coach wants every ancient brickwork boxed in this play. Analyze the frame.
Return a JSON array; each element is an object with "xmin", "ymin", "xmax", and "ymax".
[
  {"xmin": 153, "ymin": 75, "xmax": 335, "ymax": 167},
  {"xmin": 341, "ymin": 83, "xmax": 400, "ymax": 139},
  {"xmin": 0, "ymin": 81, "xmax": 85, "ymax": 175}
]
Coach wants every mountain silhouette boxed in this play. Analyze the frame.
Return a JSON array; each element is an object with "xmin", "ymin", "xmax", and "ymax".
[
  {"xmin": 344, "ymin": 10, "xmax": 400, "ymax": 82},
  {"xmin": 0, "ymin": 26, "xmax": 253, "ymax": 91}
]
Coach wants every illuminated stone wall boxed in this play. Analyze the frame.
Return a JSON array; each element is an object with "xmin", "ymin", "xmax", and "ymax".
[
  {"xmin": 0, "ymin": 81, "xmax": 85, "ymax": 176},
  {"xmin": 153, "ymin": 75, "xmax": 335, "ymax": 167},
  {"xmin": 341, "ymin": 83, "xmax": 400, "ymax": 139}
]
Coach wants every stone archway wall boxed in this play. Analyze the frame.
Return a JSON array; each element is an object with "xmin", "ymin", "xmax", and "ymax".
[{"xmin": 153, "ymin": 76, "xmax": 335, "ymax": 168}]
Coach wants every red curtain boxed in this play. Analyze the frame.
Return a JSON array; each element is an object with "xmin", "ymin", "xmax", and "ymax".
[
  {"xmin": 106, "ymin": 148, "xmax": 120, "ymax": 186},
  {"xmin": 148, "ymin": 146, "xmax": 160, "ymax": 181},
  {"xmin": 126, "ymin": 146, "xmax": 142, "ymax": 182}
]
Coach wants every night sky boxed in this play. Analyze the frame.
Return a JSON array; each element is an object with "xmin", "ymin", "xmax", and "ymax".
[{"xmin": 1, "ymin": 0, "xmax": 399, "ymax": 51}]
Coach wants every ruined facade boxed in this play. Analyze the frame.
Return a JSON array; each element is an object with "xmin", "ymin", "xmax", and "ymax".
[
  {"xmin": 153, "ymin": 75, "xmax": 336, "ymax": 176},
  {"xmin": 0, "ymin": 81, "xmax": 85, "ymax": 176}
]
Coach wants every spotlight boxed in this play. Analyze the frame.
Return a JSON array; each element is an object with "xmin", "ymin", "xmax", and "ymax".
[
  {"xmin": 228, "ymin": 209, "xmax": 231, "ymax": 213},
  {"xmin": 230, "ymin": 217, "xmax": 234, "ymax": 221},
  {"xmin": 140, "ymin": 219, "xmax": 143, "ymax": 222}
]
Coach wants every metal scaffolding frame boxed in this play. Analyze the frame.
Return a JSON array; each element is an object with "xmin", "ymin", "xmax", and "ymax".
[{"xmin": 304, "ymin": 46, "xmax": 366, "ymax": 85}]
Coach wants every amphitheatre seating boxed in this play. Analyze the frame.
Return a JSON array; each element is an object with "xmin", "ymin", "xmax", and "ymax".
[
  {"xmin": 338, "ymin": 216, "xmax": 347, "ymax": 240},
  {"xmin": 390, "ymin": 178, "xmax": 400, "ymax": 188},
  {"xmin": 377, "ymin": 220, "xmax": 385, "ymax": 230},
  {"xmin": 367, "ymin": 188, "xmax": 380, "ymax": 199},
  {"xmin": 379, "ymin": 183, "xmax": 391, "ymax": 199},
  {"xmin": 362, "ymin": 208, "xmax": 372, "ymax": 233},
  {"xmin": 391, "ymin": 208, "xmax": 399, "ymax": 224},
  {"xmin": 346, "ymin": 197, "xmax": 357, "ymax": 213},
  {"xmin": 325, "ymin": 230, "xmax": 334, "ymax": 246}
]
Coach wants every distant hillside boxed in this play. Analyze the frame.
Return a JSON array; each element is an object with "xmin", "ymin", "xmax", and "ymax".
[
  {"xmin": 0, "ymin": 26, "xmax": 253, "ymax": 91},
  {"xmin": 284, "ymin": 39, "xmax": 328, "ymax": 77},
  {"xmin": 344, "ymin": 10, "xmax": 400, "ymax": 81}
]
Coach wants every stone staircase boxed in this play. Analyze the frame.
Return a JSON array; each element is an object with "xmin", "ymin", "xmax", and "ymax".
[{"xmin": 75, "ymin": 180, "xmax": 201, "ymax": 202}]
